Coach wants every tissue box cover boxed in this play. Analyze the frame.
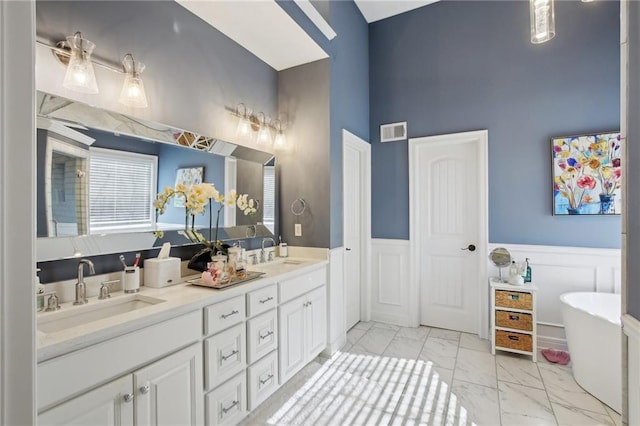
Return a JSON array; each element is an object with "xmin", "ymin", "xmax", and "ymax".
[{"xmin": 144, "ymin": 257, "xmax": 181, "ymax": 288}]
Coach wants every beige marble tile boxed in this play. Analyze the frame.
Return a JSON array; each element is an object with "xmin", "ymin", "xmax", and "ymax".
[
  {"xmin": 453, "ymin": 348, "xmax": 497, "ymax": 388},
  {"xmin": 552, "ymin": 403, "xmax": 615, "ymax": 426},
  {"xmin": 497, "ymin": 353, "xmax": 544, "ymax": 389},
  {"xmin": 447, "ymin": 380, "xmax": 501, "ymax": 426},
  {"xmin": 419, "ymin": 337, "xmax": 459, "ymax": 370},
  {"xmin": 355, "ymin": 327, "xmax": 397, "ymax": 355},
  {"xmin": 347, "ymin": 327, "xmax": 366, "ymax": 345},
  {"xmin": 499, "ymin": 381, "xmax": 556, "ymax": 426},
  {"xmin": 372, "ymin": 321, "xmax": 400, "ymax": 331},
  {"xmin": 429, "ymin": 328, "xmax": 461, "ymax": 341},
  {"xmin": 538, "ymin": 363, "xmax": 608, "ymax": 415},
  {"xmin": 383, "ymin": 336, "xmax": 425, "ymax": 360},
  {"xmin": 352, "ymin": 321, "xmax": 374, "ymax": 331},
  {"xmin": 459, "ymin": 333, "xmax": 490, "ymax": 353},
  {"xmin": 396, "ymin": 326, "xmax": 431, "ymax": 341}
]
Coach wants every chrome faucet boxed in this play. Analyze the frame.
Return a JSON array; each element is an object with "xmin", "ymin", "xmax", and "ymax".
[
  {"xmin": 260, "ymin": 237, "xmax": 276, "ymax": 263},
  {"xmin": 74, "ymin": 259, "xmax": 95, "ymax": 305}
]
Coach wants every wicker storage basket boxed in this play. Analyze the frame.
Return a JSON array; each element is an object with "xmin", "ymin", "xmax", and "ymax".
[
  {"xmin": 495, "ymin": 311, "xmax": 533, "ymax": 331},
  {"xmin": 495, "ymin": 330, "xmax": 533, "ymax": 352},
  {"xmin": 495, "ymin": 290, "xmax": 533, "ymax": 310}
]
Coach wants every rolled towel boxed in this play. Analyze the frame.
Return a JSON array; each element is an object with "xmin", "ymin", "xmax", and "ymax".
[{"xmin": 541, "ymin": 348, "xmax": 571, "ymax": 365}]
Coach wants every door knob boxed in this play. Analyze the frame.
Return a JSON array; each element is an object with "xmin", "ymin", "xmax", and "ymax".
[
  {"xmin": 461, "ymin": 244, "xmax": 476, "ymax": 252},
  {"xmin": 123, "ymin": 393, "xmax": 134, "ymax": 403}
]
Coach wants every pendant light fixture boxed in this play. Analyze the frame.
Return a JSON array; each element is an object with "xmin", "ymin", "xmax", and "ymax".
[
  {"xmin": 273, "ymin": 119, "xmax": 288, "ymax": 151},
  {"xmin": 256, "ymin": 112, "xmax": 273, "ymax": 146},
  {"xmin": 119, "ymin": 53, "xmax": 148, "ymax": 108},
  {"xmin": 235, "ymin": 103, "xmax": 252, "ymax": 139},
  {"xmin": 530, "ymin": 0, "xmax": 555, "ymax": 44},
  {"xmin": 62, "ymin": 32, "xmax": 99, "ymax": 94}
]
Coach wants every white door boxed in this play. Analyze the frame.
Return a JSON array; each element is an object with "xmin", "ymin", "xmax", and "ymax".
[
  {"xmin": 411, "ymin": 131, "xmax": 488, "ymax": 334},
  {"xmin": 134, "ymin": 343, "xmax": 203, "ymax": 426},
  {"xmin": 38, "ymin": 375, "xmax": 134, "ymax": 426},
  {"xmin": 343, "ymin": 130, "xmax": 371, "ymax": 330}
]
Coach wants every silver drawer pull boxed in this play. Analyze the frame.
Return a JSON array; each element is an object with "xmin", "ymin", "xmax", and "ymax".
[
  {"xmin": 221, "ymin": 349, "xmax": 239, "ymax": 361},
  {"xmin": 259, "ymin": 296, "xmax": 274, "ymax": 304},
  {"xmin": 221, "ymin": 310, "xmax": 239, "ymax": 319},
  {"xmin": 259, "ymin": 374, "xmax": 274, "ymax": 386},
  {"xmin": 123, "ymin": 393, "xmax": 134, "ymax": 403},
  {"xmin": 259, "ymin": 330, "xmax": 274, "ymax": 341},
  {"xmin": 221, "ymin": 400, "xmax": 239, "ymax": 414}
]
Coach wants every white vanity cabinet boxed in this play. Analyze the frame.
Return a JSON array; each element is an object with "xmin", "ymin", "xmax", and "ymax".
[
  {"xmin": 39, "ymin": 343, "xmax": 202, "ymax": 426},
  {"xmin": 279, "ymin": 283, "xmax": 327, "ymax": 383}
]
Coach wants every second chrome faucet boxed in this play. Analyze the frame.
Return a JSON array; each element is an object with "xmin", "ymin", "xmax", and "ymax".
[{"xmin": 74, "ymin": 259, "xmax": 95, "ymax": 305}]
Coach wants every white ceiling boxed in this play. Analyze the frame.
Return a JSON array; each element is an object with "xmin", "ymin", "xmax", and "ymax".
[
  {"xmin": 176, "ymin": 0, "xmax": 328, "ymax": 71},
  {"xmin": 353, "ymin": 0, "xmax": 439, "ymax": 23}
]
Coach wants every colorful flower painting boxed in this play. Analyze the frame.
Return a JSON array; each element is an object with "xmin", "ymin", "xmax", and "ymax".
[
  {"xmin": 552, "ymin": 132, "xmax": 621, "ymax": 215},
  {"xmin": 173, "ymin": 167, "xmax": 204, "ymax": 208}
]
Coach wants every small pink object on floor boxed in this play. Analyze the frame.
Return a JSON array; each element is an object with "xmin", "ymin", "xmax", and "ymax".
[{"xmin": 541, "ymin": 348, "xmax": 571, "ymax": 365}]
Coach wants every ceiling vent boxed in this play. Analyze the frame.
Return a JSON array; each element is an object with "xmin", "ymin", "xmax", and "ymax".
[{"xmin": 380, "ymin": 122, "xmax": 407, "ymax": 142}]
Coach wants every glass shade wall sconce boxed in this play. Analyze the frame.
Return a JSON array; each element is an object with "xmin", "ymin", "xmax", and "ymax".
[
  {"xmin": 530, "ymin": 0, "xmax": 555, "ymax": 44},
  {"xmin": 231, "ymin": 103, "xmax": 288, "ymax": 150},
  {"xmin": 38, "ymin": 32, "xmax": 149, "ymax": 108}
]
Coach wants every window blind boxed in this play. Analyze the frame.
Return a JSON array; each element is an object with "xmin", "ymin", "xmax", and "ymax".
[
  {"xmin": 89, "ymin": 148, "xmax": 157, "ymax": 233},
  {"xmin": 263, "ymin": 165, "xmax": 276, "ymax": 233}
]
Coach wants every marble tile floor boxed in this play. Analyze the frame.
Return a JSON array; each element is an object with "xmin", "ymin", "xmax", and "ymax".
[{"xmin": 240, "ymin": 322, "xmax": 621, "ymax": 426}]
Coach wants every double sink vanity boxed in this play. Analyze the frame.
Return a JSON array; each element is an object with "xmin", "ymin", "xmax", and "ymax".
[{"xmin": 37, "ymin": 256, "xmax": 328, "ymax": 425}]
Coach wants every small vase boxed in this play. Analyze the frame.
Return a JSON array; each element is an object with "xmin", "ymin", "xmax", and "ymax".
[
  {"xmin": 567, "ymin": 207, "xmax": 580, "ymax": 215},
  {"xmin": 599, "ymin": 194, "xmax": 615, "ymax": 214}
]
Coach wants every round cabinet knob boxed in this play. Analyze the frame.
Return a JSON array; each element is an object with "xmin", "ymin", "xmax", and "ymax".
[
  {"xmin": 461, "ymin": 244, "xmax": 476, "ymax": 252},
  {"xmin": 123, "ymin": 393, "xmax": 134, "ymax": 403},
  {"xmin": 139, "ymin": 385, "xmax": 150, "ymax": 394}
]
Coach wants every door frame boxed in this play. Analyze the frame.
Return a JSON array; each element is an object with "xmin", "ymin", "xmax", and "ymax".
[
  {"xmin": 409, "ymin": 130, "xmax": 489, "ymax": 338},
  {"xmin": 342, "ymin": 129, "xmax": 372, "ymax": 323}
]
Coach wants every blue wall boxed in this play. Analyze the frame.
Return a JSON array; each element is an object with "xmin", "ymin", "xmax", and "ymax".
[
  {"xmin": 369, "ymin": 0, "xmax": 621, "ymax": 248},
  {"xmin": 156, "ymin": 144, "xmax": 225, "ymax": 229}
]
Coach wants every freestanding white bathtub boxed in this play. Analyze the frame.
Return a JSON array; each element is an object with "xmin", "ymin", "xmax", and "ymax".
[{"xmin": 560, "ymin": 292, "xmax": 621, "ymax": 413}]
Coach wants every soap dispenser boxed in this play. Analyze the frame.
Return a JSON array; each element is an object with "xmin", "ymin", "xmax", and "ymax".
[
  {"xmin": 524, "ymin": 258, "xmax": 532, "ymax": 283},
  {"xmin": 35, "ymin": 268, "xmax": 45, "ymax": 311}
]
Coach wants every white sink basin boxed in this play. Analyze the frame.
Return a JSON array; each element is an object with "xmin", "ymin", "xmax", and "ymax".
[{"xmin": 38, "ymin": 294, "xmax": 166, "ymax": 334}]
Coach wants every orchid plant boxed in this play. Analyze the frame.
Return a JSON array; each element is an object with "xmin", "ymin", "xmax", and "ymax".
[{"xmin": 153, "ymin": 182, "xmax": 257, "ymax": 252}]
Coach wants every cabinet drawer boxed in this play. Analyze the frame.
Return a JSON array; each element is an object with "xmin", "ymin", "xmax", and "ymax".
[
  {"xmin": 496, "ymin": 310, "xmax": 533, "ymax": 331},
  {"xmin": 204, "ymin": 324, "xmax": 246, "ymax": 390},
  {"xmin": 205, "ymin": 295, "xmax": 245, "ymax": 336},
  {"xmin": 247, "ymin": 309, "xmax": 278, "ymax": 364},
  {"xmin": 247, "ymin": 284, "xmax": 278, "ymax": 317},
  {"xmin": 279, "ymin": 267, "xmax": 326, "ymax": 303},
  {"xmin": 247, "ymin": 350, "xmax": 279, "ymax": 411},
  {"xmin": 205, "ymin": 371, "xmax": 247, "ymax": 426},
  {"xmin": 495, "ymin": 330, "xmax": 533, "ymax": 352},
  {"xmin": 495, "ymin": 290, "xmax": 532, "ymax": 310}
]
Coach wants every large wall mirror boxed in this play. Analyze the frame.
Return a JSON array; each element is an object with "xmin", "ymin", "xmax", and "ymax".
[{"xmin": 36, "ymin": 91, "xmax": 276, "ymax": 262}]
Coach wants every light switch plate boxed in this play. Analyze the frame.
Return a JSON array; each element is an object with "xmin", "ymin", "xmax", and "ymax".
[{"xmin": 294, "ymin": 223, "xmax": 302, "ymax": 237}]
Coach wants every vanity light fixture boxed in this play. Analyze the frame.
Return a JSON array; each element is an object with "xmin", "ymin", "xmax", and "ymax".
[
  {"xmin": 62, "ymin": 32, "xmax": 99, "ymax": 94},
  {"xmin": 530, "ymin": 0, "xmax": 555, "ymax": 44},
  {"xmin": 235, "ymin": 103, "xmax": 252, "ymax": 138},
  {"xmin": 38, "ymin": 33, "xmax": 150, "ymax": 108},
  {"xmin": 273, "ymin": 119, "xmax": 288, "ymax": 151},
  {"xmin": 256, "ymin": 112, "xmax": 273, "ymax": 147},
  {"xmin": 119, "ymin": 53, "xmax": 148, "ymax": 108}
]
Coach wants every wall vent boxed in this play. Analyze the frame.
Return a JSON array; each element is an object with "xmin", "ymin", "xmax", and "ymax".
[{"xmin": 380, "ymin": 122, "xmax": 407, "ymax": 142}]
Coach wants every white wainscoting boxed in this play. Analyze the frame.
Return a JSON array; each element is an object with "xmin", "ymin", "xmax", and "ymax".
[
  {"xmin": 372, "ymin": 240, "xmax": 621, "ymax": 349},
  {"xmin": 623, "ymin": 314, "xmax": 640, "ymax": 425},
  {"xmin": 325, "ymin": 247, "xmax": 346, "ymax": 355},
  {"xmin": 489, "ymin": 243, "xmax": 621, "ymax": 350},
  {"xmin": 371, "ymin": 239, "xmax": 411, "ymax": 326}
]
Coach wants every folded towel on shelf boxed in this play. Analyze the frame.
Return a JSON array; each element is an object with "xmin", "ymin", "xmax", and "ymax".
[{"xmin": 541, "ymin": 348, "xmax": 571, "ymax": 365}]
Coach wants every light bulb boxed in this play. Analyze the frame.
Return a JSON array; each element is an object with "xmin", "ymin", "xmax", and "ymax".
[
  {"xmin": 257, "ymin": 126, "xmax": 272, "ymax": 146},
  {"xmin": 274, "ymin": 132, "xmax": 288, "ymax": 150},
  {"xmin": 119, "ymin": 54, "xmax": 148, "ymax": 108},
  {"xmin": 530, "ymin": 0, "xmax": 555, "ymax": 44},
  {"xmin": 62, "ymin": 33, "xmax": 99, "ymax": 94}
]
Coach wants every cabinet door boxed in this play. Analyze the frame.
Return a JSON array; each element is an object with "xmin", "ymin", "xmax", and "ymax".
[
  {"xmin": 305, "ymin": 286, "xmax": 327, "ymax": 360},
  {"xmin": 38, "ymin": 375, "xmax": 133, "ymax": 426},
  {"xmin": 134, "ymin": 343, "xmax": 203, "ymax": 426},
  {"xmin": 278, "ymin": 295, "xmax": 307, "ymax": 383}
]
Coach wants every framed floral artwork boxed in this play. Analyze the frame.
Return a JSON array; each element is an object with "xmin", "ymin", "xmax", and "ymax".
[
  {"xmin": 173, "ymin": 166, "xmax": 204, "ymax": 207},
  {"xmin": 552, "ymin": 132, "xmax": 621, "ymax": 215}
]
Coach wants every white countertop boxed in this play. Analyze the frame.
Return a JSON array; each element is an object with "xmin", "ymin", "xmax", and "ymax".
[{"xmin": 37, "ymin": 257, "xmax": 328, "ymax": 362}]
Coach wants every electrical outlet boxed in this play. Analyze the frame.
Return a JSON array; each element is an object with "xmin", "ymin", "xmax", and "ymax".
[{"xmin": 294, "ymin": 223, "xmax": 302, "ymax": 237}]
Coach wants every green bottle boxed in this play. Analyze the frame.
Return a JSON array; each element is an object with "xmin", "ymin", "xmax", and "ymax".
[{"xmin": 524, "ymin": 258, "xmax": 532, "ymax": 283}]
